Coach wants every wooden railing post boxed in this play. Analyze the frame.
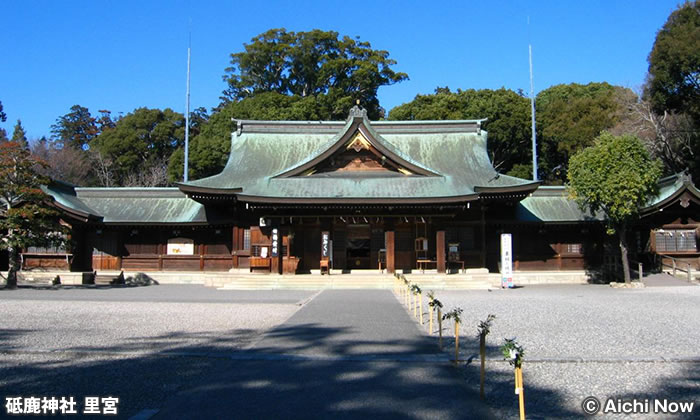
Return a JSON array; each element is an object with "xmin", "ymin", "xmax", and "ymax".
[{"xmin": 638, "ymin": 262, "xmax": 643, "ymax": 282}]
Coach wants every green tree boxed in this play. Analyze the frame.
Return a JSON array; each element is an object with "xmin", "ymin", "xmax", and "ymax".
[
  {"xmin": 169, "ymin": 92, "xmax": 325, "ymax": 181},
  {"xmin": 0, "ymin": 141, "xmax": 67, "ymax": 289},
  {"xmin": 567, "ymin": 132, "xmax": 662, "ymax": 283},
  {"xmin": 389, "ymin": 87, "xmax": 531, "ymax": 175},
  {"xmin": 93, "ymin": 107, "xmax": 184, "ymax": 185},
  {"xmin": 0, "ymin": 100, "xmax": 8, "ymax": 142},
  {"xmin": 536, "ymin": 83, "xmax": 635, "ymax": 183},
  {"xmin": 221, "ymin": 28, "xmax": 408, "ymax": 120},
  {"xmin": 645, "ymin": 1, "xmax": 700, "ymax": 122},
  {"xmin": 11, "ymin": 119, "xmax": 28, "ymax": 149},
  {"xmin": 51, "ymin": 105, "xmax": 100, "ymax": 150}
]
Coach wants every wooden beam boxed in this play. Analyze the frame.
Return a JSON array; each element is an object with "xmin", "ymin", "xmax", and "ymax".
[
  {"xmin": 385, "ymin": 230, "xmax": 395, "ymax": 273},
  {"xmin": 437, "ymin": 230, "xmax": 446, "ymax": 273}
]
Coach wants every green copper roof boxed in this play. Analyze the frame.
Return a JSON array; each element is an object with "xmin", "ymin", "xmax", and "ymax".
[
  {"xmin": 517, "ymin": 187, "xmax": 603, "ymax": 223},
  {"xmin": 44, "ymin": 187, "xmax": 230, "ymax": 225},
  {"xmin": 74, "ymin": 188, "xmax": 208, "ymax": 224},
  {"xmin": 517, "ymin": 173, "xmax": 700, "ymax": 223},
  {"xmin": 180, "ymin": 111, "xmax": 538, "ymax": 203}
]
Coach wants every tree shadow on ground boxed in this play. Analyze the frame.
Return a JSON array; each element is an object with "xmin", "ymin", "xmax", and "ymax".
[
  {"xmin": 614, "ymin": 361, "xmax": 699, "ymax": 419},
  {"xmin": 0, "ymin": 321, "xmax": 591, "ymax": 419}
]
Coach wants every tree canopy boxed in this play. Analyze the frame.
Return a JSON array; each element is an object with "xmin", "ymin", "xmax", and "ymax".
[
  {"xmin": 11, "ymin": 119, "xmax": 28, "ymax": 149},
  {"xmin": 567, "ymin": 132, "xmax": 661, "ymax": 283},
  {"xmin": 645, "ymin": 1, "xmax": 700, "ymax": 122},
  {"xmin": 221, "ymin": 28, "xmax": 408, "ymax": 120},
  {"xmin": 168, "ymin": 92, "xmax": 327, "ymax": 181},
  {"xmin": 0, "ymin": 141, "xmax": 67, "ymax": 288},
  {"xmin": 536, "ymin": 82, "xmax": 635, "ymax": 183},
  {"xmin": 50, "ymin": 105, "xmax": 100, "ymax": 150},
  {"xmin": 92, "ymin": 107, "xmax": 184, "ymax": 186},
  {"xmin": 388, "ymin": 87, "xmax": 532, "ymax": 175},
  {"xmin": 0, "ymin": 100, "xmax": 7, "ymax": 142}
]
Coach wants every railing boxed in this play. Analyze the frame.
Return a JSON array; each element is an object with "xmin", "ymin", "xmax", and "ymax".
[
  {"xmin": 657, "ymin": 254, "xmax": 695, "ymax": 282},
  {"xmin": 602, "ymin": 255, "xmax": 644, "ymax": 282}
]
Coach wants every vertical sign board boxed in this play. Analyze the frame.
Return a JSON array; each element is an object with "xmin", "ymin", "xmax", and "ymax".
[
  {"xmin": 500, "ymin": 233, "xmax": 514, "ymax": 288},
  {"xmin": 321, "ymin": 231, "xmax": 330, "ymax": 259},
  {"xmin": 271, "ymin": 228, "xmax": 279, "ymax": 258}
]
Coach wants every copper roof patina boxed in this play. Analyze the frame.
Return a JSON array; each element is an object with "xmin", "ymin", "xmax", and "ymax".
[{"xmin": 178, "ymin": 107, "xmax": 540, "ymax": 203}]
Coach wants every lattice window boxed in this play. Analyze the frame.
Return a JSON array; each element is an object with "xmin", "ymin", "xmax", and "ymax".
[
  {"xmin": 243, "ymin": 229, "xmax": 251, "ymax": 251},
  {"xmin": 566, "ymin": 243, "xmax": 583, "ymax": 254},
  {"xmin": 655, "ymin": 229, "xmax": 697, "ymax": 252}
]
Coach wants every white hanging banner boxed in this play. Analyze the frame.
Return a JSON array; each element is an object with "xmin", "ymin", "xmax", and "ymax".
[
  {"xmin": 167, "ymin": 237, "xmax": 195, "ymax": 255},
  {"xmin": 500, "ymin": 233, "xmax": 514, "ymax": 288}
]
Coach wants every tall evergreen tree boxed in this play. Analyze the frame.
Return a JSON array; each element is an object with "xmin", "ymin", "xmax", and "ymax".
[
  {"xmin": 0, "ymin": 141, "xmax": 67, "ymax": 289},
  {"xmin": 221, "ymin": 28, "xmax": 408, "ymax": 120},
  {"xmin": 51, "ymin": 105, "xmax": 99, "ymax": 150},
  {"xmin": 645, "ymin": 1, "xmax": 700, "ymax": 122},
  {"xmin": 0, "ymin": 100, "xmax": 8, "ymax": 142},
  {"xmin": 11, "ymin": 119, "xmax": 28, "ymax": 149}
]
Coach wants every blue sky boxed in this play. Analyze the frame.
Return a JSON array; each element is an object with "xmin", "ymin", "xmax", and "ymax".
[{"xmin": 0, "ymin": 0, "xmax": 681, "ymax": 139}]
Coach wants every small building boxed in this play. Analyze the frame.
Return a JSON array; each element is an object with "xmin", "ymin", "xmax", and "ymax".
[{"xmin": 35, "ymin": 106, "xmax": 699, "ymax": 279}]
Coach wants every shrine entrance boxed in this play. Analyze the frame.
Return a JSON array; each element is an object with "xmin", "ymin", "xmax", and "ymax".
[{"xmin": 346, "ymin": 224, "xmax": 371, "ymax": 269}]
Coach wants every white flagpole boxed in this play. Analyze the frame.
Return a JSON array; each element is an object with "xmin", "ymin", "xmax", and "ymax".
[
  {"xmin": 528, "ymin": 17, "xmax": 538, "ymax": 181},
  {"xmin": 184, "ymin": 31, "xmax": 191, "ymax": 182}
]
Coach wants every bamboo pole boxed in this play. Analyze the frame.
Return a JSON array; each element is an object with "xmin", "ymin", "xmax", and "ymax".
[
  {"xmin": 454, "ymin": 320, "xmax": 460, "ymax": 362},
  {"xmin": 517, "ymin": 367, "xmax": 525, "ymax": 420},
  {"xmin": 419, "ymin": 292, "xmax": 423, "ymax": 324},
  {"xmin": 480, "ymin": 334, "xmax": 486, "ymax": 400},
  {"xmin": 438, "ymin": 308, "xmax": 443, "ymax": 349}
]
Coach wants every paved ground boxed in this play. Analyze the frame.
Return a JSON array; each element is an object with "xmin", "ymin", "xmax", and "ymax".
[
  {"xmin": 642, "ymin": 272, "xmax": 697, "ymax": 287},
  {"xmin": 154, "ymin": 290, "xmax": 491, "ymax": 419}
]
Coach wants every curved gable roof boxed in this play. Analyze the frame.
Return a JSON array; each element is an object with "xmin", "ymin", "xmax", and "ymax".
[{"xmin": 178, "ymin": 107, "xmax": 539, "ymax": 203}]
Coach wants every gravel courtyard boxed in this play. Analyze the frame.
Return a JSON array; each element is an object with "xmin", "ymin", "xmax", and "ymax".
[
  {"xmin": 0, "ymin": 286, "xmax": 315, "ymax": 418},
  {"xmin": 0, "ymin": 283, "xmax": 698, "ymax": 419},
  {"xmin": 410, "ymin": 284, "xmax": 700, "ymax": 419}
]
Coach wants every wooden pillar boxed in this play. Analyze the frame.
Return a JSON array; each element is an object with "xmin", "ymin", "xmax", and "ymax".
[
  {"xmin": 232, "ymin": 226, "xmax": 240, "ymax": 250},
  {"xmin": 437, "ymin": 230, "xmax": 446, "ymax": 273},
  {"xmin": 385, "ymin": 231, "xmax": 395, "ymax": 273}
]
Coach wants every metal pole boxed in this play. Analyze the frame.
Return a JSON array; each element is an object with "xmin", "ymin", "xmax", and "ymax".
[
  {"xmin": 528, "ymin": 17, "xmax": 538, "ymax": 181},
  {"xmin": 184, "ymin": 34, "xmax": 191, "ymax": 182}
]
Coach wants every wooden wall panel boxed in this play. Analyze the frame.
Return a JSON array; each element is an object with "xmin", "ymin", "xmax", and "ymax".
[
  {"xmin": 122, "ymin": 258, "xmax": 160, "ymax": 271},
  {"xmin": 162, "ymin": 257, "xmax": 201, "ymax": 271},
  {"xmin": 203, "ymin": 257, "xmax": 233, "ymax": 271},
  {"xmin": 395, "ymin": 251, "xmax": 413, "ymax": 270},
  {"xmin": 23, "ymin": 257, "xmax": 69, "ymax": 270},
  {"xmin": 92, "ymin": 255, "xmax": 120, "ymax": 270}
]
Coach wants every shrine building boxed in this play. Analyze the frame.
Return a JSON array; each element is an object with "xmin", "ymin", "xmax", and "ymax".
[{"xmin": 33, "ymin": 106, "xmax": 699, "ymax": 279}]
